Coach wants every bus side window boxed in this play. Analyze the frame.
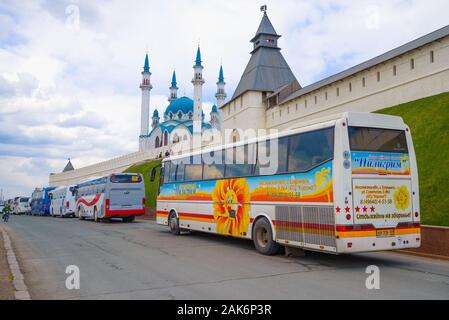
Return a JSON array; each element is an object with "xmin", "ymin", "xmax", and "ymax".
[
  {"xmin": 203, "ymin": 150, "xmax": 225, "ymax": 180},
  {"xmin": 175, "ymin": 158, "xmax": 186, "ymax": 182},
  {"xmin": 163, "ymin": 161, "xmax": 170, "ymax": 183},
  {"xmin": 288, "ymin": 128, "xmax": 334, "ymax": 173},
  {"xmin": 169, "ymin": 161, "xmax": 177, "ymax": 182},
  {"xmin": 184, "ymin": 156, "xmax": 203, "ymax": 182}
]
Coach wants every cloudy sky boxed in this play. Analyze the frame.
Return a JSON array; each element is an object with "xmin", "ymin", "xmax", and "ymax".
[{"xmin": 0, "ymin": 0, "xmax": 448, "ymax": 199}]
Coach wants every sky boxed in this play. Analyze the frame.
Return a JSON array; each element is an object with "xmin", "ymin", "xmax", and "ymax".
[{"xmin": 0, "ymin": 0, "xmax": 448, "ymax": 199}]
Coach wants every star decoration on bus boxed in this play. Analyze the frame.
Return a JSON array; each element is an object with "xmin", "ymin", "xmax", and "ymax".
[
  {"xmin": 363, "ymin": 206, "xmax": 368, "ymax": 212},
  {"xmin": 335, "ymin": 206, "xmax": 341, "ymax": 213},
  {"xmin": 370, "ymin": 206, "xmax": 376, "ymax": 212},
  {"xmin": 345, "ymin": 206, "xmax": 350, "ymax": 213},
  {"xmin": 355, "ymin": 206, "xmax": 360, "ymax": 212}
]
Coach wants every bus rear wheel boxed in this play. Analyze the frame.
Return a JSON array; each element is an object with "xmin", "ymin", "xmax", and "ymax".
[
  {"xmin": 169, "ymin": 211, "xmax": 181, "ymax": 235},
  {"xmin": 78, "ymin": 207, "xmax": 85, "ymax": 220},
  {"xmin": 252, "ymin": 217, "xmax": 280, "ymax": 255},
  {"xmin": 123, "ymin": 216, "xmax": 135, "ymax": 223}
]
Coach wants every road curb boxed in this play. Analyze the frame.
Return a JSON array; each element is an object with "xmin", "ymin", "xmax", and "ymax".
[{"xmin": 0, "ymin": 225, "xmax": 31, "ymax": 300}]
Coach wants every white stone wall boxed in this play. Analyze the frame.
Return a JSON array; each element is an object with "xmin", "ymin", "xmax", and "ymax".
[
  {"xmin": 267, "ymin": 36, "xmax": 449, "ymax": 130},
  {"xmin": 49, "ymin": 146, "xmax": 170, "ymax": 187},
  {"xmin": 221, "ymin": 91, "xmax": 266, "ymax": 132}
]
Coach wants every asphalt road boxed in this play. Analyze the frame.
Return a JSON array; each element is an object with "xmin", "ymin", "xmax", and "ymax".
[{"xmin": 4, "ymin": 215, "xmax": 449, "ymax": 299}]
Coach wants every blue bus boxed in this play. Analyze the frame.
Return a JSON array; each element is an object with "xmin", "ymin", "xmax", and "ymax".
[{"xmin": 31, "ymin": 187, "xmax": 56, "ymax": 216}]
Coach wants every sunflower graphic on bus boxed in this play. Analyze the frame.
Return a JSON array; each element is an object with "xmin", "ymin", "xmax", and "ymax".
[
  {"xmin": 212, "ymin": 178, "xmax": 251, "ymax": 237},
  {"xmin": 394, "ymin": 185, "xmax": 410, "ymax": 211}
]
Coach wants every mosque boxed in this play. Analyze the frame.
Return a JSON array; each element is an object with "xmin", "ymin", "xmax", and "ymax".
[{"xmin": 137, "ymin": 47, "xmax": 225, "ymax": 151}]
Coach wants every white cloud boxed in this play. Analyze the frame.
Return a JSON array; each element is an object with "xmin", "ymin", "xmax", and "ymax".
[{"xmin": 0, "ymin": 0, "xmax": 448, "ymax": 198}]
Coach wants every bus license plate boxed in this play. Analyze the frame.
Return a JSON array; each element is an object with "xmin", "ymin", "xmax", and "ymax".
[{"xmin": 376, "ymin": 229, "xmax": 395, "ymax": 237}]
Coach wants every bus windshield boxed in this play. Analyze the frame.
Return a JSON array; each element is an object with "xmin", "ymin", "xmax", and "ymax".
[
  {"xmin": 110, "ymin": 174, "xmax": 142, "ymax": 183},
  {"xmin": 348, "ymin": 127, "xmax": 408, "ymax": 153}
]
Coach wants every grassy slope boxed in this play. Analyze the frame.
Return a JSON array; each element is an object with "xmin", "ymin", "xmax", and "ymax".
[
  {"xmin": 376, "ymin": 92, "xmax": 449, "ymax": 226},
  {"xmin": 124, "ymin": 159, "xmax": 162, "ymax": 209}
]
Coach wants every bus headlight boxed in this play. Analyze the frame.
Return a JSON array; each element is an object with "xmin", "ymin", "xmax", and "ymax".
[{"xmin": 343, "ymin": 159, "xmax": 351, "ymax": 169}]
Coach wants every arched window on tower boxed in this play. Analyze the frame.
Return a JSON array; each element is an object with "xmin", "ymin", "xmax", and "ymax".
[
  {"xmin": 173, "ymin": 134, "xmax": 180, "ymax": 144},
  {"xmin": 155, "ymin": 136, "xmax": 160, "ymax": 148},
  {"xmin": 164, "ymin": 131, "xmax": 168, "ymax": 146},
  {"xmin": 188, "ymin": 112, "xmax": 193, "ymax": 119},
  {"xmin": 178, "ymin": 111, "xmax": 182, "ymax": 119}
]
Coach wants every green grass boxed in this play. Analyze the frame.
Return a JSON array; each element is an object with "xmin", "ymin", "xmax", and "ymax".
[
  {"xmin": 124, "ymin": 159, "xmax": 162, "ymax": 209},
  {"xmin": 376, "ymin": 92, "xmax": 449, "ymax": 226}
]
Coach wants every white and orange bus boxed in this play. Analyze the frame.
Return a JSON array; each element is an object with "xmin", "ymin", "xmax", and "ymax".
[{"xmin": 156, "ymin": 112, "xmax": 421, "ymax": 255}]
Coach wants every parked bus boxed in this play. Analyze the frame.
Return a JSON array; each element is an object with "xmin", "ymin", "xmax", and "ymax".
[
  {"xmin": 156, "ymin": 112, "xmax": 421, "ymax": 255},
  {"xmin": 74, "ymin": 173, "xmax": 145, "ymax": 222},
  {"xmin": 49, "ymin": 186, "xmax": 77, "ymax": 218},
  {"xmin": 30, "ymin": 187, "xmax": 56, "ymax": 216},
  {"xmin": 12, "ymin": 197, "xmax": 30, "ymax": 215}
]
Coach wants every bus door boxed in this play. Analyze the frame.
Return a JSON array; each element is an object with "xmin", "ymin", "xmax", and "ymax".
[{"xmin": 348, "ymin": 126, "xmax": 415, "ymax": 233}]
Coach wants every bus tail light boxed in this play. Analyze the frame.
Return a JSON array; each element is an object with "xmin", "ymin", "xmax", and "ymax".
[
  {"xmin": 142, "ymin": 197, "xmax": 146, "ymax": 208},
  {"xmin": 105, "ymin": 199, "xmax": 110, "ymax": 210},
  {"xmin": 347, "ymin": 242, "xmax": 353, "ymax": 248},
  {"xmin": 66, "ymin": 201, "xmax": 69, "ymax": 209}
]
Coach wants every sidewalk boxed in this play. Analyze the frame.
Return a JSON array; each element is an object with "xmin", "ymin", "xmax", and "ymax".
[{"xmin": 0, "ymin": 225, "xmax": 15, "ymax": 300}]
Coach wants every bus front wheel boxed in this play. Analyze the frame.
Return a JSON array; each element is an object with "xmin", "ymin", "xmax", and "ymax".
[
  {"xmin": 169, "ymin": 211, "xmax": 181, "ymax": 235},
  {"xmin": 252, "ymin": 217, "xmax": 280, "ymax": 255}
]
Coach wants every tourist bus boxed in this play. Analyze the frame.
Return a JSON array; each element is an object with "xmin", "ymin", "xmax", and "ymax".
[
  {"xmin": 30, "ymin": 187, "xmax": 56, "ymax": 216},
  {"xmin": 12, "ymin": 197, "xmax": 30, "ymax": 215},
  {"xmin": 49, "ymin": 185, "xmax": 77, "ymax": 218},
  {"xmin": 74, "ymin": 173, "xmax": 146, "ymax": 222},
  {"xmin": 156, "ymin": 112, "xmax": 421, "ymax": 255}
]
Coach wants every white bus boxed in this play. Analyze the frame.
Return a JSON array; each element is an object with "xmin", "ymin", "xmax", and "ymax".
[
  {"xmin": 13, "ymin": 197, "xmax": 30, "ymax": 215},
  {"xmin": 49, "ymin": 186, "xmax": 77, "ymax": 218},
  {"xmin": 74, "ymin": 173, "xmax": 146, "ymax": 222},
  {"xmin": 157, "ymin": 112, "xmax": 421, "ymax": 255}
]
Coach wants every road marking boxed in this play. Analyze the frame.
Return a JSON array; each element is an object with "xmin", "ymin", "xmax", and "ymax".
[{"xmin": 0, "ymin": 225, "xmax": 31, "ymax": 300}]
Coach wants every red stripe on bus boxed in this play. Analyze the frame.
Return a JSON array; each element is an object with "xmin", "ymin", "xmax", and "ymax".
[
  {"xmin": 178, "ymin": 212, "xmax": 214, "ymax": 220},
  {"xmin": 77, "ymin": 194, "xmax": 101, "ymax": 207}
]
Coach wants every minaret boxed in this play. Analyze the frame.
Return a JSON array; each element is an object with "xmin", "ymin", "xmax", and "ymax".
[
  {"xmin": 139, "ymin": 52, "xmax": 152, "ymax": 150},
  {"xmin": 215, "ymin": 65, "xmax": 226, "ymax": 108},
  {"xmin": 191, "ymin": 46, "xmax": 205, "ymax": 139},
  {"xmin": 210, "ymin": 105, "xmax": 220, "ymax": 130},
  {"xmin": 168, "ymin": 70, "xmax": 178, "ymax": 102},
  {"xmin": 152, "ymin": 109, "xmax": 160, "ymax": 129}
]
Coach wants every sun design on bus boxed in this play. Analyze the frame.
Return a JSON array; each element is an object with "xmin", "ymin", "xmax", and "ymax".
[
  {"xmin": 212, "ymin": 178, "xmax": 251, "ymax": 237},
  {"xmin": 393, "ymin": 185, "xmax": 410, "ymax": 211},
  {"xmin": 315, "ymin": 167, "xmax": 331, "ymax": 202}
]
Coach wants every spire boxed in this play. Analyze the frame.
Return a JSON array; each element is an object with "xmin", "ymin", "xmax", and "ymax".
[
  {"xmin": 171, "ymin": 70, "xmax": 177, "ymax": 88},
  {"xmin": 195, "ymin": 46, "xmax": 202, "ymax": 67},
  {"xmin": 218, "ymin": 65, "xmax": 224, "ymax": 83},
  {"xmin": 230, "ymin": 8, "xmax": 297, "ymax": 100},
  {"xmin": 143, "ymin": 53, "xmax": 150, "ymax": 73},
  {"xmin": 63, "ymin": 158, "xmax": 74, "ymax": 172},
  {"xmin": 251, "ymin": 7, "xmax": 279, "ymax": 42}
]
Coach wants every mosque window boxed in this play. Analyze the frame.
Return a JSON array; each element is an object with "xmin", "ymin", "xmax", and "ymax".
[
  {"xmin": 377, "ymin": 72, "xmax": 381, "ymax": 82},
  {"xmin": 349, "ymin": 82, "xmax": 352, "ymax": 92},
  {"xmin": 314, "ymin": 96, "xmax": 317, "ymax": 104},
  {"xmin": 155, "ymin": 136, "xmax": 160, "ymax": 148},
  {"xmin": 410, "ymin": 58, "xmax": 415, "ymax": 70},
  {"xmin": 430, "ymin": 51, "xmax": 434, "ymax": 63},
  {"xmin": 362, "ymin": 77, "xmax": 366, "ymax": 87},
  {"xmin": 178, "ymin": 111, "xmax": 182, "ymax": 119},
  {"xmin": 188, "ymin": 112, "xmax": 192, "ymax": 119},
  {"xmin": 169, "ymin": 112, "xmax": 173, "ymax": 119},
  {"xmin": 325, "ymin": 92, "xmax": 328, "ymax": 100},
  {"xmin": 336, "ymin": 88, "xmax": 340, "ymax": 97},
  {"xmin": 164, "ymin": 131, "xmax": 168, "ymax": 146},
  {"xmin": 393, "ymin": 65, "xmax": 397, "ymax": 76}
]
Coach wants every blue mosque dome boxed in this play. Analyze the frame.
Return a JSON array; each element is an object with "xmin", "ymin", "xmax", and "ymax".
[{"xmin": 164, "ymin": 96, "xmax": 194, "ymax": 116}]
